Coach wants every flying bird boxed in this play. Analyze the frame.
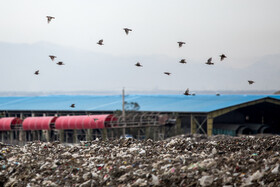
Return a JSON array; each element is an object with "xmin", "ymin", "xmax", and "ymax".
[
  {"xmin": 220, "ymin": 54, "xmax": 227, "ymax": 61},
  {"xmin": 184, "ymin": 88, "xmax": 191, "ymax": 96},
  {"xmin": 46, "ymin": 16, "xmax": 55, "ymax": 24},
  {"xmin": 164, "ymin": 72, "xmax": 171, "ymax": 76},
  {"xmin": 177, "ymin": 41, "xmax": 185, "ymax": 48},
  {"xmin": 56, "ymin": 61, "xmax": 65, "ymax": 65},
  {"xmin": 123, "ymin": 28, "xmax": 132, "ymax": 35},
  {"xmin": 135, "ymin": 62, "xmax": 143, "ymax": 67},
  {"xmin": 248, "ymin": 80, "xmax": 255, "ymax": 85},
  {"xmin": 34, "ymin": 70, "xmax": 39, "ymax": 75},
  {"xmin": 97, "ymin": 39, "xmax": 104, "ymax": 45},
  {"xmin": 179, "ymin": 59, "xmax": 187, "ymax": 64},
  {"xmin": 49, "ymin": 55, "xmax": 57, "ymax": 61},
  {"xmin": 70, "ymin": 104, "xmax": 75, "ymax": 108},
  {"xmin": 205, "ymin": 58, "xmax": 214, "ymax": 65}
]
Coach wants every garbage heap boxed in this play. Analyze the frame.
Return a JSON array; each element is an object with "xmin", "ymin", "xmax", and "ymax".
[{"xmin": 0, "ymin": 135, "xmax": 280, "ymax": 187}]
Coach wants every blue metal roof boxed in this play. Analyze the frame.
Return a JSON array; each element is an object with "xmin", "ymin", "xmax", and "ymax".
[{"xmin": 0, "ymin": 95, "xmax": 279, "ymax": 113}]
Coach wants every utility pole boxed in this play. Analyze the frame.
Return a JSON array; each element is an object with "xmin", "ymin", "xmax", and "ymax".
[{"xmin": 122, "ymin": 88, "xmax": 126, "ymax": 137}]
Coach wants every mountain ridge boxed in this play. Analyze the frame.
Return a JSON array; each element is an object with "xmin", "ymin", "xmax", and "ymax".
[{"xmin": 0, "ymin": 41, "xmax": 279, "ymax": 92}]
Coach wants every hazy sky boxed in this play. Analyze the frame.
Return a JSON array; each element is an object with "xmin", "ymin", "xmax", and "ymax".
[{"xmin": 0, "ymin": 0, "xmax": 280, "ymax": 93}]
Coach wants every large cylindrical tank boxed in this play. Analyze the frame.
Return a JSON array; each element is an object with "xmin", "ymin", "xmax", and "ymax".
[{"xmin": 245, "ymin": 124, "xmax": 272, "ymax": 134}]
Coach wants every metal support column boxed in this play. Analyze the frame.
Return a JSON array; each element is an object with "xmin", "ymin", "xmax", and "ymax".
[
  {"xmin": 110, "ymin": 129, "xmax": 114, "ymax": 140},
  {"xmin": 102, "ymin": 128, "xmax": 108, "ymax": 140},
  {"xmin": 207, "ymin": 117, "xmax": 213, "ymax": 136},
  {"xmin": 122, "ymin": 88, "xmax": 126, "ymax": 137},
  {"xmin": 20, "ymin": 113, "xmax": 23, "ymax": 120},
  {"xmin": 145, "ymin": 127, "xmax": 150, "ymax": 140},
  {"xmin": 59, "ymin": 130, "xmax": 64, "ymax": 143},
  {"xmin": 137, "ymin": 127, "xmax": 140, "ymax": 140},
  {"xmin": 175, "ymin": 118, "xmax": 181, "ymax": 135},
  {"xmin": 159, "ymin": 126, "xmax": 165, "ymax": 140},
  {"xmin": 86, "ymin": 129, "xmax": 92, "ymax": 141},
  {"xmin": 19, "ymin": 130, "xmax": 26, "ymax": 143},
  {"xmin": 1, "ymin": 132, "xmax": 3, "ymax": 142},
  {"xmin": 190, "ymin": 115, "xmax": 196, "ymax": 134},
  {"xmin": 9, "ymin": 131, "xmax": 13, "ymax": 144},
  {"xmin": 73, "ymin": 130, "xmax": 78, "ymax": 143}
]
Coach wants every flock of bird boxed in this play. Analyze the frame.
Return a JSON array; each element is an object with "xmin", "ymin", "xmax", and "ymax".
[{"xmin": 35, "ymin": 16, "xmax": 255, "ymax": 107}]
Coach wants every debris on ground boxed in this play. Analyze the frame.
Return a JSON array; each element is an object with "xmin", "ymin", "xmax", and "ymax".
[{"xmin": 0, "ymin": 134, "xmax": 280, "ymax": 186}]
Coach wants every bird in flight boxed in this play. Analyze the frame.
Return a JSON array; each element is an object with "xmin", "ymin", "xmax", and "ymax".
[
  {"xmin": 220, "ymin": 54, "xmax": 227, "ymax": 61},
  {"xmin": 248, "ymin": 80, "xmax": 255, "ymax": 85},
  {"xmin": 124, "ymin": 28, "xmax": 132, "ymax": 35},
  {"xmin": 46, "ymin": 16, "xmax": 55, "ymax": 24},
  {"xmin": 179, "ymin": 59, "xmax": 187, "ymax": 64},
  {"xmin": 49, "ymin": 55, "xmax": 57, "ymax": 61},
  {"xmin": 34, "ymin": 70, "xmax": 39, "ymax": 75},
  {"xmin": 135, "ymin": 62, "xmax": 143, "ymax": 67},
  {"xmin": 177, "ymin": 41, "xmax": 185, "ymax": 48},
  {"xmin": 97, "ymin": 39, "xmax": 104, "ymax": 45},
  {"xmin": 205, "ymin": 58, "xmax": 214, "ymax": 65},
  {"xmin": 164, "ymin": 72, "xmax": 171, "ymax": 75},
  {"xmin": 70, "ymin": 104, "xmax": 75, "ymax": 108},
  {"xmin": 56, "ymin": 61, "xmax": 65, "ymax": 65},
  {"xmin": 184, "ymin": 88, "xmax": 191, "ymax": 96}
]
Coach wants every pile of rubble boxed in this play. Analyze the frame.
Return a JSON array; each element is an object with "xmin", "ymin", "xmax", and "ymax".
[{"xmin": 0, "ymin": 134, "xmax": 280, "ymax": 186}]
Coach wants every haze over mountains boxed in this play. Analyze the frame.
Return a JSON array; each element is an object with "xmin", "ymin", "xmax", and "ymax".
[{"xmin": 0, "ymin": 41, "xmax": 279, "ymax": 95}]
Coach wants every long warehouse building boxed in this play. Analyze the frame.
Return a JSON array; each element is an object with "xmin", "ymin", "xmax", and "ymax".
[{"xmin": 0, "ymin": 94, "xmax": 280, "ymax": 143}]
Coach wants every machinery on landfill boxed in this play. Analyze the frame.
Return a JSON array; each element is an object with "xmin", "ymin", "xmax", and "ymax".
[{"xmin": 0, "ymin": 113, "xmax": 177, "ymax": 144}]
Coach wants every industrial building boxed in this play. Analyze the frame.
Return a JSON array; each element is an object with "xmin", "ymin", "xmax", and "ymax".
[{"xmin": 0, "ymin": 94, "xmax": 280, "ymax": 144}]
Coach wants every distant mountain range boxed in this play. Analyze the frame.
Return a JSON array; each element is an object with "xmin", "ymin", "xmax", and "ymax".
[{"xmin": 0, "ymin": 41, "xmax": 279, "ymax": 94}]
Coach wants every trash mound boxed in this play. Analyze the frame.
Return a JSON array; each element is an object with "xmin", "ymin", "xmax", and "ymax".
[{"xmin": 1, "ymin": 134, "xmax": 280, "ymax": 186}]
